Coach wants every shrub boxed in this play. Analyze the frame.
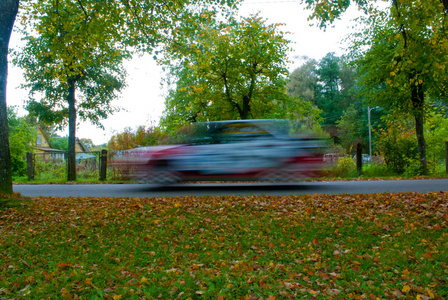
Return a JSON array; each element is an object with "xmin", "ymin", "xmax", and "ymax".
[
  {"xmin": 34, "ymin": 158, "xmax": 66, "ymax": 182},
  {"xmin": 376, "ymin": 118, "xmax": 418, "ymax": 174},
  {"xmin": 362, "ymin": 163, "xmax": 395, "ymax": 177},
  {"xmin": 331, "ymin": 156, "xmax": 357, "ymax": 177}
]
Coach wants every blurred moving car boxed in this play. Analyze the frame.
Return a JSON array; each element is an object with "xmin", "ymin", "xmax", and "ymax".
[{"xmin": 115, "ymin": 119, "xmax": 328, "ymax": 184}]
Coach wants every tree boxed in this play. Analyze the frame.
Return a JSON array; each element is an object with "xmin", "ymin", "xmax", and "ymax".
[
  {"xmin": 49, "ymin": 136, "xmax": 68, "ymax": 152},
  {"xmin": 286, "ymin": 57, "xmax": 318, "ymax": 103},
  {"xmin": 1, "ymin": 0, "xmax": 236, "ymax": 192},
  {"xmin": 0, "ymin": 0, "xmax": 19, "ymax": 194},
  {"xmin": 287, "ymin": 53, "xmax": 359, "ymax": 127},
  {"xmin": 14, "ymin": 1, "xmax": 130, "ymax": 181},
  {"xmin": 304, "ymin": 0, "xmax": 448, "ymax": 173},
  {"xmin": 336, "ymin": 104, "xmax": 363, "ymax": 153},
  {"xmin": 160, "ymin": 14, "xmax": 292, "ymax": 129},
  {"xmin": 107, "ymin": 128, "xmax": 137, "ymax": 152}
]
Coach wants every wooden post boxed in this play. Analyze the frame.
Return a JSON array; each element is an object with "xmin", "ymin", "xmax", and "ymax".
[
  {"xmin": 26, "ymin": 152, "xmax": 34, "ymax": 180},
  {"xmin": 100, "ymin": 149, "xmax": 107, "ymax": 181},
  {"xmin": 356, "ymin": 143, "xmax": 363, "ymax": 174}
]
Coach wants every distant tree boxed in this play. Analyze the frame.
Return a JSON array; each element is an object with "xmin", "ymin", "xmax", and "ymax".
[
  {"xmin": 160, "ymin": 14, "xmax": 292, "ymax": 129},
  {"xmin": 286, "ymin": 57, "xmax": 318, "ymax": 103},
  {"xmin": 49, "ymin": 136, "xmax": 69, "ymax": 152},
  {"xmin": 108, "ymin": 125, "xmax": 169, "ymax": 151},
  {"xmin": 315, "ymin": 53, "xmax": 342, "ymax": 125},
  {"xmin": 107, "ymin": 128, "xmax": 137, "ymax": 152},
  {"xmin": 336, "ymin": 105, "xmax": 363, "ymax": 154},
  {"xmin": 288, "ymin": 53, "xmax": 359, "ymax": 127}
]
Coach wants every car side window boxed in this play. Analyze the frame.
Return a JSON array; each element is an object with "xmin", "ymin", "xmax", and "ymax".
[{"xmin": 218, "ymin": 123, "xmax": 271, "ymax": 143}]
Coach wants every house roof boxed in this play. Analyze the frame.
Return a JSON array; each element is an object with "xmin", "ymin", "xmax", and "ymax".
[
  {"xmin": 35, "ymin": 147, "xmax": 66, "ymax": 153},
  {"xmin": 35, "ymin": 125, "xmax": 89, "ymax": 153}
]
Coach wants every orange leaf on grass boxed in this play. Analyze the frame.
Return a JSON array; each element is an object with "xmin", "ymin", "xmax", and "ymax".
[{"xmin": 57, "ymin": 262, "xmax": 72, "ymax": 269}]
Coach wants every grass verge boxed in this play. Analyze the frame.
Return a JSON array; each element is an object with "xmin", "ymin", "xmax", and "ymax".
[{"xmin": 1, "ymin": 193, "xmax": 447, "ymax": 299}]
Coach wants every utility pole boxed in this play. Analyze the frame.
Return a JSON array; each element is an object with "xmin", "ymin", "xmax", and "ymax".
[{"xmin": 368, "ymin": 106, "xmax": 379, "ymax": 159}]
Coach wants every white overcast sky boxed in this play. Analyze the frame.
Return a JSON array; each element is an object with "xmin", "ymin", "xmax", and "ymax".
[{"xmin": 7, "ymin": 0, "xmax": 362, "ymax": 145}]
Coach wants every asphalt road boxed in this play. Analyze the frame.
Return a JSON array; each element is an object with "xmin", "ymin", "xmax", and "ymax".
[{"xmin": 13, "ymin": 178, "xmax": 448, "ymax": 198}]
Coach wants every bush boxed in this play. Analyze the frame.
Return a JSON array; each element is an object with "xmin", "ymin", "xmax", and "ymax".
[
  {"xmin": 34, "ymin": 158, "xmax": 66, "ymax": 182},
  {"xmin": 376, "ymin": 118, "xmax": 418, "ymax": 174},
  {"xmin": 362, "ymin": 163, "xmax": 395, "ymax": 177},
  {"xmin": 331, "ymin": 156, "xmax": 357, "ymax": 177}
]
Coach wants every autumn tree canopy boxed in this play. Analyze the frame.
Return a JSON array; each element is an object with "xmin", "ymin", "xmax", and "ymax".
[
  {"xmin": 2, "ymin": 0, "xmax": 238, "ymax": 186},
  {"xmin": 159, "ymin": 14, "xmax": 299, "ymax": 131},
  {"xmin": 304, "ymin": 0, "xmax": 448, "ymax": 174}
]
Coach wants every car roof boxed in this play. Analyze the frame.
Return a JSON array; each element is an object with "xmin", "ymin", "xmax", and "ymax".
[{"xmin": 198, "ymin": 119, "xmax": 289, "ymax": 136}]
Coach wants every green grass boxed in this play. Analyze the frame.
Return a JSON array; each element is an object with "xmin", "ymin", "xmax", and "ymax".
[{"xmin": 1, "ymin": 193, "xmax": 447, "ymax": 299}]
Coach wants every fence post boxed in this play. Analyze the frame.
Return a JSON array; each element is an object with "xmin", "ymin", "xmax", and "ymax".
[
  {"xmin": 445, "ymin": 141, "xmax": 448, "ymax": 175},
  {"xmin": 100, "ymin": 149, "xmax": 108, "ymax": 181},
  {"xmin": 356, "ymin": 143, "xmax": 363, "ymax": 174},
  {"xmin": 26, "ymin": 152, "xmax": 34, "ymax": 180}
]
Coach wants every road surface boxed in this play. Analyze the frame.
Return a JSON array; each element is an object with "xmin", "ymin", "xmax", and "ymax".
[{"xmin": 13, "ymin": 179, "xmax": 448, "ymax": 198}]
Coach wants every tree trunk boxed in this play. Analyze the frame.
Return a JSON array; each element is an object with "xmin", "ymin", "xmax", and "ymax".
[
  {"xmin": 241, "ymin": 95, "xmax": 250, "ymax": 120},
  {"xmin": 411, "ymin": 80, "xmax": 427, "ymax": 174},
  {"xmin": 67, "ymin": 79, "xmax": 77, "ymax": 181},
  {"xmin": 0, "ymin": 0, "xmax": 19, "ymax": 195}
]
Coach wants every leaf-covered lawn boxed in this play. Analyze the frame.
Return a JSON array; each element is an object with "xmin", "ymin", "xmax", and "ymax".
[{"xmin": 1, "ymin": 192, "xmax": 447, "ymax": 299}]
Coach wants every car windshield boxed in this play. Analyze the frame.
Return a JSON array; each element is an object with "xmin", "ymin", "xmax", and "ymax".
[{"xmin": 189, "ymin": 120, "xmax": 290, "ymax": 145}]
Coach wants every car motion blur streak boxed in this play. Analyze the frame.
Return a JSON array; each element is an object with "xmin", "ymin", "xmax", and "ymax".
[{"xmin": 114, "ymin": 119, "xmax": 328, "ymax": 184}]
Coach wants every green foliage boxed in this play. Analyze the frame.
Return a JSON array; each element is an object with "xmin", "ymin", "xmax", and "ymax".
[
  {"xmin": 375, "ymin": 105, "xmax": 448, "ymax": 176},
  {"xmin": 286, "ymin": 56, "xmax": 318, "ymax": 103},
  {"xmin": 287, "ymin": 54, "xmax": 360, "ymax": 129},
  {"xmin": 425, "ymin": 107, "xmax": 448, "ymax": 166},
  {"xmin": 49, "ymin": 136, "xmax": 68, "ymax": 152},
  {"xmin": 7, "ymin": 107, "xmax": 36, "ymax": 177},
  {"xmin": 336, "ymin": 104, "xmax": 363, "ymax": 154},
  {"xmin": 346, "ymin": 0, "xmax": 448, "ymax": 173},
  {"xmin": 362, "ymin": 163, "xmax": 395, "ymax": 178},
  {"xmin": 331, "ymin": 156, "xmax": 357, "ymax": 177},
  {"xmin": 33, "ymin": 155, "xmax": 100, "ymax": 182},
  {"xmin": 316, "ymin": 53, "xmax": 359, "ymax": 125},
  {"xmin": 302, "ymin": 0, "xmax": 373, "ymax": 29},
  {"xmin": 160, "ymin": 13, "xmax": 292, "ymax": 129},
  {"xmin": 34, "ymin": 158, "xmax": 66, "ymax": 182},
  {"xmin": 108, "ymin": 126, "xmax": 169, "ymax": 151},
  {"xmin": 376, "ymin": 116, "xmax": 418, "ymax": 174},
  {"xmin": 14, "ymin": 0, "xmax": 128, "ymax": 129}
]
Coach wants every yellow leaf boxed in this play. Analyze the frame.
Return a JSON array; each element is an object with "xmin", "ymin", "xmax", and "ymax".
[
  {"xmin": 402, "ymin": 285, "xmax": 411, "ymax": 293},
  {"xmin": 140, "ymin": 277, "xmax": 149, "ymax": 284},
  {"xmin": 113, "ymin": 295, "xmax": 122, "ymax": 300}
]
